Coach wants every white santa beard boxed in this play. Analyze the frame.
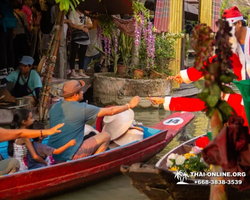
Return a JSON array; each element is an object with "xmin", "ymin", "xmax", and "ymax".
[
  {"xmin": 229, "ymin": 36, "xmax": 237, "ymax": 53},
  {"xmin": 229, "ymin": 26, "xmax": 237, "ymax": 53}
]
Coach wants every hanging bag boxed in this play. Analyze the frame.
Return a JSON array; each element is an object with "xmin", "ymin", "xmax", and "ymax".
[
  {"xmin": 14, "ymin": 11, "xmax": 32, "ymax": 40},
  {"xmin": 71, "ymin": 29, "xmax": 89, "ymax": 42},
  {"xmin": 71, "ymin": 15, "xmax": 89, "ymax": 42}
]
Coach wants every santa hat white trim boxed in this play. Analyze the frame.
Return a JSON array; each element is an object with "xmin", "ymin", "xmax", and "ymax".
[
  {"xmin": 163, "ymin": 97, "xmax": 172, "ymax": 111},
  {"xmin": 180, "ymin": 69, "xmax": 192, "ymax": 84},
  {"xmin": 222, "ymin": 93, "xmax": 230, "ymax": 101},
  {"xmin": 241, "ymin": 99, "xmax": 244, "ymax": 106},
  {"xmin": 226, "ymin": 16, "xmax": 244, "ymax": 25}
]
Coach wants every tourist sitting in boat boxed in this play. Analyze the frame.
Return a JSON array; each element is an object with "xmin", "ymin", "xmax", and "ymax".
[
  {"xmin": 0, "ymin": 122, "xmax": 64, "ymax": 176},
  {"xmin": 8, "ymin": 109, "xmax": 49, "ymax": 171},
  {"xmin": 27, "ymin": 121, "xmax": 76, "ymax": 170},
  {"xmin": 0, "ymin": 56, "xmax": 42, "ymax": 106},
  {"xmin": 48, "ymin": 80, "xmax": 140, "ymax": 162}
]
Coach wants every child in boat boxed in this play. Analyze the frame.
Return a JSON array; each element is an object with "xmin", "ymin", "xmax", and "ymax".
[
  {"xmin": 27, "ymin": 122, "xmax": 76, "ymax": 170},
  {"xmin": 8, "ymin": 109, "xmax": 47, "ymax": 171}
]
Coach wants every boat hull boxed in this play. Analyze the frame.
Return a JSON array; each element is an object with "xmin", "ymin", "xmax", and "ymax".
[
  {"xmin": 122, "ymin": 135, "xmax": 250, "ymax": 200},
  {"xmin": 0, "ymin": 112, "xmax": 194, "ymax": 200}
]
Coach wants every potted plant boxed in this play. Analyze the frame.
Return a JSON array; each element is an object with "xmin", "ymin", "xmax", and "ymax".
[
  {"xmin": 150, "ymin": 33, "xmax": 178, "ymax": 78},
  {"xmin": 117, "ymin": 32, "xmax": 134, "ymax": 77},
  {"xmin": 138, "ymin": 33, "xmax": 178, "ymax": 79},
  {"xmin": 133, "ymin": 66, "xmax": 144, "ymax": 79}
]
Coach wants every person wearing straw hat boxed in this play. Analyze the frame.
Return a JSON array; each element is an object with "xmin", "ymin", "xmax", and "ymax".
[
  {"xmin": 48, "ymin": 80, "xmax": 141, "ymax": 162},
  {"xmin": 170, "ymin": 6, "xmax": 249, "ymax": 84}
]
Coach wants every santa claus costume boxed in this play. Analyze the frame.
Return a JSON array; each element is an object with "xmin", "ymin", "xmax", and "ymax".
[
  {"xmin": 180, "ymin": 6, "xmax": 249, "ymax": 83},
  {"xmin": 165, "ymin": 6, "xmax": 249, "ymax": 127},
  {"xmin": 163, "ymin": 94, "xmax": 248, "ymax": 128}
]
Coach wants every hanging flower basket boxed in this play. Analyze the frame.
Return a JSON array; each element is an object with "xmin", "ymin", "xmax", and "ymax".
[{"xmin": 134, "ymin": 69, "xmax": 144, "ymax": 79}]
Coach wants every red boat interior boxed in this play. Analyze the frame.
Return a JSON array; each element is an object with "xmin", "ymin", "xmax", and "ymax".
[{"xmin": 0, "ymin": 126, "xmax": 162, "ymax": 174}]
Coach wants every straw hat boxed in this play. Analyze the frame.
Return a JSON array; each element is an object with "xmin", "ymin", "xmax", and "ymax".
[
  {"xmin": 103, "ymin": 109, "xmax": 134, "ymax": 140},
  {"xmin": 113, "ymin": 128, "xmax": 144, "ymax": 146}
]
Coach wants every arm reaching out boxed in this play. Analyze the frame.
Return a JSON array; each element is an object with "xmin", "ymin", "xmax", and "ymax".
[
  {"xmin": 149, "ymin": 97, "xmax": 206, "ymax": 111},
  {"xmin": 169, "ymin": 55, "xmax": 217, "ymax": 84},
  {"xmin": 53, "ymin": 139, "xmax": 76, "ymax": 155},
  {"xmin": 97, "ymin": 96, "xmax": 141, "ymax": 117},
  {"xmin": 0, "ymin": 123, "xmax": 65, "ymax": 142}
]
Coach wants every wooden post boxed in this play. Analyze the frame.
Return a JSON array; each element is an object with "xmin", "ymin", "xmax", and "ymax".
[
  {"xmin": 199, "ymin": 0, "xmax": 213, "ymax": 27},
  {"xmin": 39, "ymin": 9, "xmax": 64, "ymax": 121},
  {"xmin": 169, "ymin": 0, "xmax": 183, "ymax": 89}
]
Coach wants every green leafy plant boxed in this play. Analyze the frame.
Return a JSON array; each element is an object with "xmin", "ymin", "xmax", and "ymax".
[
  {"xmin": 138, "ymin": 33, "xmax": 180, "ymax": 76},
  {"xmin": 118, "ymin": 32, "xmax": 134, "ymax": 67},
  {"xmin": 98, "ymin": 15, "xmax": 116, "ymax": 38},
  {"xmin": 192, "ymin": 22, "xmax": 236, "ymax": 123},
  {"xmin": 94, "ymin": 45, "xmax": 119, "ymax": 73},
  {"xmin": 154, "ymin": 33, "xmax": 179, "ymax": 75},
  {"xmin": 55, "ymin": 0, "xmax": 80, "ymax": 12},
  {"xmin": 132, "ymin": 1, "xmax": 150, "ymax": 20},
  {"xmin": 170, "ymin": 153, "xmax": 210, "ymax": 175}
]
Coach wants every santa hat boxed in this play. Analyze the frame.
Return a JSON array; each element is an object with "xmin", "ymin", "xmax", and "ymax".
[{"xmin": 222, "ymin": 6, "xmax": 243, "ymax": 26}]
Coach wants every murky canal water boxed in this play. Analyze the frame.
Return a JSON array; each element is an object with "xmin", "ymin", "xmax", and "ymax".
[{"xmin": 49, "ymin": 109, "xmax": 210, "ymax": 200}]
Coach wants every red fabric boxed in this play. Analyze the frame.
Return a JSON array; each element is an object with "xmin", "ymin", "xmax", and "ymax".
[
  {"xmin": 169, "ymin": 97, "xmax": 206, "ymax": 112},
  {"xmin": 227, "ymin": 93, "xmax": 249, "ymax": 128},
  {"xmin": 112, "ymin": 16, "xmax": 136, "ymax": 37},
  {"xmin": 95, "ymin": 105, "xmax": 115, "ymax": 132},
  {"xmin": 95, "ymin": 116, "xmax": 103, "ymax": 132},
  {"xmin": 202, "ymin": 116, "xmax": 250, "ymax": 191},
  {"xmin": 169, "ymin": 94, "xmax": 249, "ymax": 130},
  {"xmin": 195, "ymin": 136, "xmax": 210, "ymax": 148},
  {"xmin": 222, "ymin": 6, "xmax": 242, "ymax": 19},
  {"xmin": 186, "ymin": 53, "xmax": 243, "ymax": 82},
  {"xmin": 154, "ymin": 0, "xmax": 170, "ymax": 33}
]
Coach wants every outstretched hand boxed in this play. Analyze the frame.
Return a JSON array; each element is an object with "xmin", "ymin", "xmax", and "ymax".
[
  {"xmin": 148, "ymin": 97, "xmax": 165, "ymax": 105},
  {"xmin": 129, "ymin": 96, "xmax": 141, "ymax": 108},
  {"xmin": 47, "ymin": 123, "xmax": 65, "ymax": 135},
  {"xmin": 168, "ymin": 73, "xmax": 184, "ymax": 84}
]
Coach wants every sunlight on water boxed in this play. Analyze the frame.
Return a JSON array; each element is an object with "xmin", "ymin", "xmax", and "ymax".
[{"xmin": 49, "ymin": 110, "xmax": 210, "ymax": 200}]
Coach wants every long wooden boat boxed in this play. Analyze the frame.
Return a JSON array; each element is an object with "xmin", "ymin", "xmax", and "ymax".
[
  {"xmin": 0, "ymin": 112, "xmax": 194, "ymax": 200},
  {"xmin": 121, "ymin": 134, "xmax": 250, "ymax": 200}
]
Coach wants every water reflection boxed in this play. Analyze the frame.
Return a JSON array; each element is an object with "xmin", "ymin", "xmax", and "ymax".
[{"xmin": 49, "ymin": 110, "xmax": 209, "ymax": 200}]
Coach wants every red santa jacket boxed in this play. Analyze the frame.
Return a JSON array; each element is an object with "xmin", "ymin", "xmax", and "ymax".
[
  {"xmin": 181, "ymin": 53, "xmax": 243, "ymax": 83},
  {"xmin": 163, "ymin": 93, "xmax": 248, "ymax": 128}
]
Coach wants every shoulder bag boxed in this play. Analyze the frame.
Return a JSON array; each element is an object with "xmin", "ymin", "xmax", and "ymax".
[
  {"xmin": 71, "ymin": 15, "xmax": 89, "ymax": 42},
  {"xmin": 14, "ymin": 11, "xmax": 32, "ymax": 40}
]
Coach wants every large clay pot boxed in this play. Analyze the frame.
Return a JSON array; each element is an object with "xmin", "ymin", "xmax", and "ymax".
[
  {"xmin": 133, "ymin": 69, "xmax": 144, "ymax": 79},
  {"xmin": 117, "ymin": 65, "xmax": 126, "ymax": 77},
  {"xmin": 150, "ymin": 70, "xmax": 161, "ymax": 79}
]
